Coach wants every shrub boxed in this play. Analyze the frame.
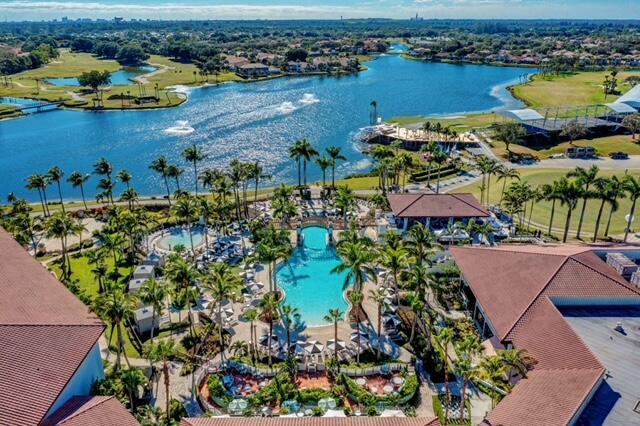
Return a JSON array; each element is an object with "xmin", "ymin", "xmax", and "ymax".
[
  {"xmin": 298, "ymin": 388, "xmax": 332, "ymax": 404},
  {"xmin": 366, "ymin": 405, "xmax": 379, "ymax": 416},
  {"xmin": 207, "ymin": 375, "xmax": 227, "ymax": 400}
]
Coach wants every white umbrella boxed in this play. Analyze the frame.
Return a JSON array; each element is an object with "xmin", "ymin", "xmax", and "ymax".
[
  {"xmin": 305, "ymin": 340, "xmax": 324, "ymax": 354},
  {"xmin": 259, "ymin": 334, "xmax": 280, "ymax": 351},
  {"xmin": 246, "ymin": 282, "xmax": 263, "ymax": 293},
  {"xmin": 323, "ymin": 409, "xmax": 346, "ymax": 417},
  {"xmin": 294, "ymin": 340, "xmax": 307, "ymax": 355},
  {"xmin": 350, "ymin": 332, "xmax": 369, "ymax": 345},
  {"xmin": 228, "ymin": 398, "xmax": 248, "ymax": 414},
  {"xmin": 326, "ymin": 339, "xmax": 346, "ymax": 352},
  {"xmin": 318, "ymin": 397, "xmax": 337, "ymax": 411}
]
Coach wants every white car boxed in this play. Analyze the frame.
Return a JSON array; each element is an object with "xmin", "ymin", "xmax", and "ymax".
[{"xmin": 550, "ymin": 153, "xmax": 565, "ymax": 159}]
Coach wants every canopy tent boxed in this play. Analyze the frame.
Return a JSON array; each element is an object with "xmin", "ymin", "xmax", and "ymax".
[
  {"xmin": 616, "ymin": 84, "xmax": 640, "ymax": 109},
  {"xmin": 499, "ymin": 108, "xmax": 545, "ymax": 122},
  {"xmin": 605, "ymin": 102, "xmax": 638, "ymax": 114},
  {"xmin": 227, "ymin": 398, "xmax": 248, "ymax": 415},
  {"xmin": 318, "ymin": 397, "xmax": 338, "ymax": 411}
]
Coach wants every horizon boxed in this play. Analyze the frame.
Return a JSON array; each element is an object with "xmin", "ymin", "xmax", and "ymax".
[{"xmin": 2, "ymin": 0, "xmax": 639, "ymax": 22}]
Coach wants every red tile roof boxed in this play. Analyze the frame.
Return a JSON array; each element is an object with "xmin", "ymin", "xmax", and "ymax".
[
  {"xmin": 181, "ymin": 419, "xmax": 439, "ymax": 426},
  {"xmin": 450, "ymin": 245, "xmax": 640, "ymax": 426},
  {"xmin": 387, "ymin": 193, "xmax": 488, "ymax": 218},
  {"xmin": 0, "ymin": 228, "xmax": 106, "ymax": 426},
  {"xmin": 41, "ymin": 396, "xmax": 139, "ymax": 426}
]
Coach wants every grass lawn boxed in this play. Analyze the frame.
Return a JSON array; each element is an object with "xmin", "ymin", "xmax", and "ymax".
[
  {"xmin": 389, "ymin": 112, "xmax": 498, "ymax": 133},
  {"xmin": 452, "ymin": 168, "xmax": 640, "ymax": 239},
  {"xmin": 512, "ymin": 70, "xmax": 640, "ymax": 108},
  {"xmin": 489, "ymin": 134, "xmax": 640, "ymax": 160}
]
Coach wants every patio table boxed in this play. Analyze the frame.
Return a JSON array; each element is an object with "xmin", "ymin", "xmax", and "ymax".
[
  {"xmin": 355, "ymin": 378, "xmax": 367, "ymax": 386},
  {"xmin": 383, "ymin": 385, "xmax": 394, "ymax": 394},
  {"xmin": 392, "ymin": 376, "xmax": 405, "ymax": 385}
]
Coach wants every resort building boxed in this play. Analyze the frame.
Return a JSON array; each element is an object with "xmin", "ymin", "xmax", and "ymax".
[
  {"xmin": 450, "ymin": 245, "xmax": 640, "ymax": 425},
  {"xmin": 0, "ymin": 228, "xmax": 138, "ymax": 425},
  {"xmin": 237, "ymin": 63, "xmax": 271, "ymax": 78},
  {"xmin": 384, "ymin": 193, "xmax": 488, "ymax": 233}
]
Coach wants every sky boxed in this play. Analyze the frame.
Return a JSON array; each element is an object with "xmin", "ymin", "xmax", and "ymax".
[{"xmin": 0, "ymin": 0, "xmax": 638, "ymax": 21}]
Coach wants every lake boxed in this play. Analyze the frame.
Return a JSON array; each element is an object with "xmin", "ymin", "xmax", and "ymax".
[
  {"xmin": 0, "ymin": 50, "xmax": 526, "ymax": 202},
  {"xmin": 45, "ymin": 65, "xmax": 157, "ymax": 87}
]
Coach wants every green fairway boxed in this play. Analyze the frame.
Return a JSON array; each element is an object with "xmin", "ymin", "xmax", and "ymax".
[
  {"xmin": 512, "ymin": 70, "xmax": 640, "ymax": 108},
  {"xmin": 452, "ymin": 168, "xmax": 640, "ymax": 240},
  {"xmin": 389, "ymin": 112, "xmax": 498, "ymax": 132}
]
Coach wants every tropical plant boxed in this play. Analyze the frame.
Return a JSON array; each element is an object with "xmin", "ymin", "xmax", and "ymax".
[
  {"xmin": 94, "ymin": 285, "xmax": 137, "ymax": 370},
  {"xmin": 436, "ymin": 327, "xmax": 454, "ymax": 424},
  {"xmin": 279, "ymin": 304, "xmax": 299, "ymax": 355},
  {"xmin": 150, "ymin": 156, "xmax": 172, "ymax": 205},
  {"xmin": 332, "ymin": 241, "xmax": 376, "ymax": 292},
  {"xmin": 623, "ymin": 174, "xmax": 640, "ymax": 242},
  {"xmin": 622, "ymin": 113, "xmax": 640, "ymax": 139},
  {"xmin": 497, "ymin": 348, "xmax": 536, "ymax": 385},
  {"xmin": 567, "ymin": 165, "xmax": 599, "ymax": 239},
  {"xmin": 324, "ymin": 308, "xmax": 344, "ymax": 360},
  {"xmin": 120, "ymin": 367, "xmax": 147, "ymax": 412},
  {"xmin": 26, "ymin": 173, "xmax": 51, "ymax": 216},
  {"xmin": 182, "ymin": 144, "xmax": 206, "ymax": 196},
  {"xmin": 259, "ymin": 292, "xmax": 280, "ymax": 367},
  {"xmin": 67, "ymin": 171, "xmax": 90, "ymax": 210},
  {"xmin": 138, "ymin": 278, "xmax": 167, "ymax": 342},
  {"xmin": 368, "ymin": 288, "xmax": 386, "ymax": 360},
  {"xmin": 297, "ymin": 138, "xmax": 319, "ymax": 187},
  {"xmin": 556, "ymin": 177, "xmax": 582, "ymax": 242},
  {"xmin": 143, "ymin": 339, "xmax": 176, "ymax": 424},
  {"xmin": 348, "ymin": 290, "xmax": 363, "ymax": 364},
  {"xmin": 171, "ymin": 195, "xmax": 199, "ymax": 253},
  {"xmin": 117, "ymin": 169, "xmax": 133, "ymax": 189},
  {"xmin": 326, "ymin": 146, "xmax": 346, "ymax": 188},
  {"xmin": 333, "ymin": 185, "xmax": 357, "ymax": 227},
  {"xmin": 604, "ymin": 176, "xmax": 625, "ymax": 238},
  {"xmin": 560, "ymin": 120, "xmax": 587, "ymax": 145},
  {"xmin": 47, "ymin": 166, "xmax": 66, "ymax": 212},
  {"xmin": 94, "ymin": 158, "xmax": 115, "ymax": 204},
  {"xmin": 45, "ymin": 211, "xmax": 79, "ymax": 279},
  {"xmin": 406, "ymin": 222, "xmax": 438, "ymax": 265},
  {"xmin": 493, "ymin": 122, "xmax": 526, "ymax": 157},
  {"xmin": 315, "ymin": 156, "xmax": 333, "ymax": 187}
]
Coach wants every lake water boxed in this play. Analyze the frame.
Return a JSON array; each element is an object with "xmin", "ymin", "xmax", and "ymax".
[
  {"xmin": 45, "ymin": 65, "xmax": 157, "ymax": 87},
  {"xmin": 0, "ymin": 49, "xmax": 526, "ymax": 201}
]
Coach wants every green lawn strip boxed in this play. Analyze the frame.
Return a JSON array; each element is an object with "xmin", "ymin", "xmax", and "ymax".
[
  {"xmin": 389, "ymin": 113, "xmax": 499, "ymax": 133},
  {"xmin": 511, "ymin": 70, "xmax": 640, "ymax": 108},
  {"xmin": 452, "ymin": 168, "xmax": 640, "ymax": 238},
  {"xmin": 489, "ymin": 135, "xmax": 640, "ymax": 160}
]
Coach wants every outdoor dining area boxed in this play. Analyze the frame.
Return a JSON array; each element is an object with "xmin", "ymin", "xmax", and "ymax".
[{"xmin": 352, "ymin": 373, "xmax": 407, "ymax": 396}]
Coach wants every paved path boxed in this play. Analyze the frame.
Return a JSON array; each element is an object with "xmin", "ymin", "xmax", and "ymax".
[{"xmin": 515, "ymin": 155, "xmax": 640, "ymax": 171}]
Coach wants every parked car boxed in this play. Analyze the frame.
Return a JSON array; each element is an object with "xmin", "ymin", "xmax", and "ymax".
[
  {"xmin": 609, "ymin": 151, "xmax": 629, "ymax": 160},
  {"xmin": 550, "ymin": 153, "xmax": 565, "ymax": 159}
]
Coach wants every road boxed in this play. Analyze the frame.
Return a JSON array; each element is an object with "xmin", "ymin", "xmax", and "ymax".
[{"xmin": 514, "ymin": 155, "xmax": 640, "ymax": 171}]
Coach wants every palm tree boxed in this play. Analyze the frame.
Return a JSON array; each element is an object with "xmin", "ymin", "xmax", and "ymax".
[
  {"xmin": 93, "ymin": 158, "xmax": 115, "ymax": 204},
  {"xmin": 94, "ymin": 285, "xmax": 137, "ymax": 370},
  {"xmin": 326, "ymin": 146, "xmax": 346, "ymax": 188},
  {"xmin": 67, "ymin": 171, "xmax": 90, "ymax": 210},
  {"xmin": 182, "ymin": 144, "xmax": 206, "ymax": 196},
  {"xmin": 256, "ymin": 230, "xmax": 291, "ymax": 293},
  {"xmin": 150, "ymin": 156, "xmax": 172, "ymax": 205},
  {"xmin": 604, "ymin": 176, "xmax": 625, "ymax": 238},
  {"xmin": 243, "ymin": 308, "xmax": 259, "ymax": 364},
  {"xmin": 272, "ymin": 196, "xmax": 299, "ymax": 229},
  {"xmin": 406, "ymin": 293, "xmax": 425, "ymax": 344},
  {"xmin": 592, "ymin": 177, "xmax": 612, "ymax": 242},
  {"xmin": 324, "ymin": 308, "xmax": 344, "ymax": 360},
  {"xmin": 297, "ymin": 138, "xmax": 319, "ymax": 187},
  {"xmin": 26, "ymin": 173, "xmax": 50, "ymax": 216},
  {"xmin": 200, "ymin": 262, "xmax": 242, "ymax": 360},
  {"xmin": 138, "ymin": 278, "xmax": 166, "ymax": 342},
  {"xmin": 315, "ymin": 156, "xmax": 333, "ymax": 187},
  {"xmin": 539, "ymin": 181, "xmax": 560, "ymax": 236},
  {"xmin": 247, "ymin": 161, "xmax": 270, "ymax": 207},
  {"xmin": 496, "ymin": 165, "xmax": 520, "ymax": 205},
  {"xmin": 288, "ymin": 140, "xmax": 303, "ymax": 188},
  {"xmin": 10, "ymin": 213, "xmax": 42, "ymax": 254},
  {"xmin": 476, "ymin": 156, "xmax": 498, "ymax": 206},
  {"xmin": 623, "ymin": 175, "xmax": 640, "ymax": 242},
  {"xmin": 479, "ymin": 356, "xmax": 506, "ymax": 408},
  {"xmin": 45, "ymin": 211, "xmax": 77, "ymax": 279},
  {"xmin": 406, "ymin": 222, "xmax": 437, "ymax": 265},
  {"xmin": 333, "ymin": 185, "xmax": 357, "ymax": 227},
  {"xmin": 88, "ymin": 250, "xmax": 108, "ymax": 294},
  {"xmin": 280, "ymin": 304, "xmax": 299, "ymax": 354},
  {"xmin": 144, "ymin": 339, "xmax": 176, "ymax": 425},
  {"xmin": 432, "ymin": 150, "xmax": 449, "ymax": 194},
  {"xmin": 259, "ymin": 293, "xmax": 280, "ymax": 367},
  {"xmin": 497, "ymin": 348, "xmax": 536, "ymax": 386},
  {"xmin": 436, "ymin": 327, "xmax": 454, "ymax": 424},
  {"xmin": 47, "ymin": 166, "xmax": 66, "ymax": 212},
  {"xmin": 332, "ymin": 241, "xmax": 377, "ymax": 292},
  {"xmin": 348, "ymin": 290, "xmax": 363, "ymax": 364},
  {"xmin": 420, "ymin": 140, "xmax": 439, "ymax": 190},
  {"xmin": 171, "ymin": 196, "xmax": 199, "ymax": 253},
  {"xmin": 568, "ymin": 165, "xmax": 599, "ymax": 239},
  {"xmin": 117, "ymin": 169, "xmax": 133, "ymax": 189},
  {"xmin": 378, "ymin": 245, "xmax": 409, "ymax": 304},
  {"xmin": 455, "ymin": 336, "xmax": 482, "ymax": 424},
  {"xmin": 556, "ymin": 177, "xmax": 582, "ymax": 243},
  {"xmin": 368, "ymin": 288, "xmax": 386, "ymax": 360},
  {"xmin": 166, "ymin": 164, "xmax": 184, "ymax": 192},
  {"xmin": 120, "ymin": 367, "xmax": 147, "ymax": 412}
]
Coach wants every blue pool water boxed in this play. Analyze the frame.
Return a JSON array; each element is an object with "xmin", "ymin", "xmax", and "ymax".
[
  {"xmin": 156, "ymin": 226, "xmax": 205, "ymax": 251},
  {"xmin": 276, "ymin": 226, "xmax": 351, "ymax": 327},
  {"xmin": 0, "ymin": 47, "xmax": 527, "ymax": 201},
  {"xmin": 45, "ymin": 65, "xmax": 157, "ymax": 87}
]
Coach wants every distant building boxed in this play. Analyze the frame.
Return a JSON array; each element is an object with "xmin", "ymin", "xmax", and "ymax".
[{"xmin": 237, "ymin": 63, "xmax": 270, "ymax": 78}]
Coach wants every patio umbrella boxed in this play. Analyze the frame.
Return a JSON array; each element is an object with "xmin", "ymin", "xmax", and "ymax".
[
  {"xmin": 383, "ymin": 314, "xmax": 401, "ymax": 327},
  {"xmin": 259, "ymin": 334, "xmax": 280, "ymax": 351},
  {"xmin": 305, "ymin": 340, "xmax": 324, "ymax": 354},
  {"xmin": 281, "ymin": 399, "xmax": 301, "ymax": 413},
  {"xmin": 228, "ymin": 398, "xmax": 248, "ymax": 414},
  {"xmin": 326, "ymin": 339, "xmax": 346, "ymax": 352},
  {"xmin": 246, "ymin": 282, "xmax": 263, "ymax": 293},
  {"xmin": 371, "ymin": 337, "xmax": 396, "ymax": 356},
  {"xmin": 318, "ymin": 397, "xmax": 337, "ymax": 411},
  {"xmin": 323, "ymin": 409, "xmax": 346, "ymax": 417},
  {"xmin": 350, "ymin": 332, "xmax": 369, "ymax": 345},
  {"xmin": 294, "ymin": 340, "xmax": 307, "ymax": 356}
]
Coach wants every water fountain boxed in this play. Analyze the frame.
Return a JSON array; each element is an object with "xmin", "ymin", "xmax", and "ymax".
[{"xmin": 164, "ymin": 120, "xmax": 195, "ymax": 135}]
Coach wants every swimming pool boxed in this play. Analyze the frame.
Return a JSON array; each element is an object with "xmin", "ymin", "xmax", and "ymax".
[
  {"xmin": 275, "ymin": 226, "xmax": 351, "ymax": 327},
  {"xmin": 156, "ymin": 226, "xmax": 205, "ymax": 251}
]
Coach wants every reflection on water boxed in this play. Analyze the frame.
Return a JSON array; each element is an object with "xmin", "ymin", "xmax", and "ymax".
[{"xmin": 0, "ymin": 51, "xmax": 526, "ymax": 201}]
